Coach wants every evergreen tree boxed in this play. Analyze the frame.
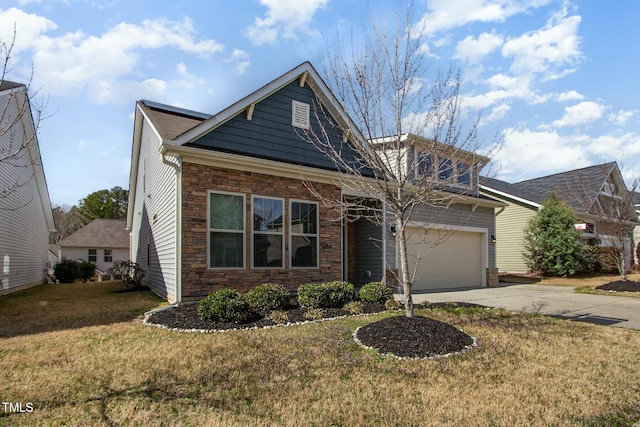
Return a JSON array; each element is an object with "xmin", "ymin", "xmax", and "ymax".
[{"xmin": 524, "ymin": 193, "xmax": 585, "ymax": 276}]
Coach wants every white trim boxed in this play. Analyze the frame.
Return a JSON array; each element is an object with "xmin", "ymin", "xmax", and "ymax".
[
  {"xmin": 207, "ymin": 190, "xmax": 246, "ymax": 270},
  {"xmin": 251, "ymin": 195, "xmax": 285, "ymax": 269},
  {"xmin": 480, "ymin": 185, "xmax": 542, "ymax": 209}
]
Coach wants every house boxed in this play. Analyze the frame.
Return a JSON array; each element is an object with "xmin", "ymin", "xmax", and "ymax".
[
  {"xmin": 0, "ymin": 80, "xmax": 56, "ymax": 295},
  {"xmin": 58, "ymin": 219, "xmax": 129, "ymax": 275},
  {"xmin": 481, "ymin": 162, "xmax": 638, "ymax": 273},
  {"xmin": 127, "ymin": 61, "xmax": 500, "ymax": 304},
  {"xmin": 48, "ymin": 244, "xmax": 59, "ymax": 280}
]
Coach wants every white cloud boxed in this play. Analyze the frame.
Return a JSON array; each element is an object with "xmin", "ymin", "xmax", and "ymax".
[
  {"xmin": 226, "ymin": 49, "xmax": 251, "ymax": 75},
  {"xmin": 455, "ymin": 31, "xmax": 504, "ymax": 63},
  {"xmin": 0, "ymin": 7, "xmax": 56, "ymax": 53},
  {"xmin": 552, "ymin": 101, "xmax": 604, "ymax": 127},
  {"xmin": 608, "ymin": 109, "xmax": 635, "ymax": 126},
  {"xmin": 485, "ymin": 103, "xmax": 511, "ymax": 122},
  {"xmin": 502, "ymin": 6, "xmax": 582, "ymax": 78},
  {"xmin": 556, "ymin": 90, "xmax": 583, "ymax": 102},
  {"xmin": 175, "ymin": 62, "xmax": 206, "ymax": 89},
  {"xmin": 416, "ymin": 0, "xmax": 553, "ymax": 35},
  {"xmin": 492, "ymin": 127, "xmax": 591, "ymax": 179},
  {"xmin": 245, "ymin": 0, "xmax": 329, "ymax": 45},
  {"xmin": 1, "ymin": 11, "xmax": 224, "ymax": 103}
]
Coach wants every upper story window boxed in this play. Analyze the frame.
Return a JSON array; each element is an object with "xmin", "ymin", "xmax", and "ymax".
[
  {"xmin": 209, "ymin": 191, "xmax": 245, "ymax": 269},
  {"xmin": 88, "ymin": 249, "xmax": 97, "ymax": 263},
  {"xmin": 416, "ymin": 149, "xmax": 473, "ymax": 188},
  {"xmin": 104, "ymin": 249, "xmax": 112, "ymax": 263},
  {"xmin": 292, "ymin": 100, "xmax": 310, "ymax": 129}
]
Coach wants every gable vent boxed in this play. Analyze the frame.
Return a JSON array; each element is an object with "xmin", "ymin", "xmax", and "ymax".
[{"xmin": 292, "ymin": 100, "xmax": 310, "ymax": 130}]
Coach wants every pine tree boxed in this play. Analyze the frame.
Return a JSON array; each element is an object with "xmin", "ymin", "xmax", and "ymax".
[{"xmin": 524, "ymin": 193, "xmax": 585, "ymax": 276}]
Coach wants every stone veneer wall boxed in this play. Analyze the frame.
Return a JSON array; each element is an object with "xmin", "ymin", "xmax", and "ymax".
[{"xmin": 181, "ymin": 162, "xmax": 343, "ymax": 301}]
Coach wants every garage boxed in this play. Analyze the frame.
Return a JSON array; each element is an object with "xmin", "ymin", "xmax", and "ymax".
[{"xmin": 407, "ymin": 227, "xmax": 485, "ymax": 291}]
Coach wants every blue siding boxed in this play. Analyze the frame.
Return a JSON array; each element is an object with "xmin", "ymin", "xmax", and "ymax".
[{"xmin": 188, "ymin": 81, "xmax": 364, "ymax": 173}]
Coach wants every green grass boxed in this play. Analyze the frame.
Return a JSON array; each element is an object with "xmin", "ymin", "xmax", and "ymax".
[{"xmin": 1, "ymin": 281, "xmax": 640, "ymax": 426}]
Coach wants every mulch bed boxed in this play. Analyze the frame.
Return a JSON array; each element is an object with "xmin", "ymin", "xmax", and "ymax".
[
  {"xmin": 145, "ymin": 301, "xmax": 483, "ymax": 359},
  {"xmin": 595, "ymin": 280, "xmax": 640, "ymax": 292}
]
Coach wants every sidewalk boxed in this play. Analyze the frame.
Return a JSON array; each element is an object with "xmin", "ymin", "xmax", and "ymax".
[{"xmin": 411, "ymin": 283, "xmax": 640, "ymax": 330}]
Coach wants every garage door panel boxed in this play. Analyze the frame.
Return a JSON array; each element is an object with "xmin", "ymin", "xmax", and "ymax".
[{"xmin": 407, "ymin": 229, "xmax": 483, "ymax": 291}]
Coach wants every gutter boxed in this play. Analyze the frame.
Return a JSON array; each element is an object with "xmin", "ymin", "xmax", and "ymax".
[{"xmin": 161, "ymin": 148, "xmax": 183, "ymax": 305}]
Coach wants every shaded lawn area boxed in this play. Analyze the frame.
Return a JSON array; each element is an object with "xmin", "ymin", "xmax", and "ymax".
[
  {"xmin": 1, "ymin": 282, "xmax": 640, "ymax": 426},
  {"xmin": 534, "ymin": 273, "xmax": 640, "ymax": 298}
]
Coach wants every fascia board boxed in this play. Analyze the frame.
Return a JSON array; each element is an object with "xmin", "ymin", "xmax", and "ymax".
[{"xmin": 480, "ymin": 184, "xmax": 541, "ymax": 209}]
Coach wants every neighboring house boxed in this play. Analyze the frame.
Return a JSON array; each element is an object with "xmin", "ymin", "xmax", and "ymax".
[
  {"xmin": 58, "ymin": 219, "xmax": 129, "ymax": 274},
  {"xmin": 127, "ymin": 61, "xmax": 500, "ymax": 304},
  {"xmin": 481, "ymin": 162, "xmax": 637, "ymax": 273},
  {"xmin": 0, "ymin": 80, "xmax": 56, "ymax": 295},
  {"xmin": 48, "ymin": 244, "xmax": 59, "ymax": 279}
]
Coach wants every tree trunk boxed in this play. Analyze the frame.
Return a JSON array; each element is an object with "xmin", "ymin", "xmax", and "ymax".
[{"xmin": 396, "ymin": 218, "xmax": 413, "ymax": 318}]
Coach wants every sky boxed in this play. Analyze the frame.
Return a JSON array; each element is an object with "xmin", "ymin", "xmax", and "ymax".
[{"xmin": 1, "ymin": 0, "xmax": 639, "ymax": 208}]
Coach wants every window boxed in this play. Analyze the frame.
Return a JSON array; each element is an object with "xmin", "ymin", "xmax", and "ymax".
[
  {"xmin": 209, "ymin": 192, "xmax": 245, "ymax": 268},
  {"xmin": 253, "ymin": 196, "xmax": 284, "ymax": 268},
  {"xmin": 457, "ymin": 162, "xmax": 470, "ymax": 185},
  {"xmin": 104, "ymin": 249, "xmax": 113, "ymax": 263},
  {"xmin": 88, "ymin": 249, "xmax": 97, "ymax": 263},
  {"xmin": 416, "ymin": 149, "xmax": 473, "ymax": 188},
  {"xmin": 290, "ymin": 201, "xmax": 318, "ymax": 268},
  {"xmin": 292, "ymin": 100, "xmax": 310, "ymax": 129}
]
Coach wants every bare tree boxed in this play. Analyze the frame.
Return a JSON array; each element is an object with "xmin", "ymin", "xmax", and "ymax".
[
  {"xmin": 300, "ymin": 5, "xmax": 498, "ymax": 317},
  {"xmin": 0, "ymin": 28, "xmax": 48, "ymax": 210}
]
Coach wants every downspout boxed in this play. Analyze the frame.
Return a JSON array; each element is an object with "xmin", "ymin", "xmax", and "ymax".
[{"xmin": 161, "ymin": 148, "xmax": 182, "ymax": 305}]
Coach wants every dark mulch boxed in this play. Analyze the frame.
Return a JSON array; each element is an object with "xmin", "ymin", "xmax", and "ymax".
[
  {"xmin": 146, "ymin": 301, "xmax": 483, "ymax": 358},
  {"xmin": 595, "ymin": 280, "xmax": 640, "ymax": 292},
  {"xmin": 355, "ymin": 315, "xmax": 475, "ymax": 358}
]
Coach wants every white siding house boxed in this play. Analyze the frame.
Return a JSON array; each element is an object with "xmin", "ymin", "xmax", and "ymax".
[
  {"xmin": 0, "ymin": 81, "xmax": 56, "ymax": 295},
  {"xmin": 58, "ymin": 219, "xmax": 129, "ymax": 274}
]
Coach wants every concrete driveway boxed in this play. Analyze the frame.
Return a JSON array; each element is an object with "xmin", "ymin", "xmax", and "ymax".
[{"xmin": 412, "ymin": 283, "xmax": 640, "ymax": 330}]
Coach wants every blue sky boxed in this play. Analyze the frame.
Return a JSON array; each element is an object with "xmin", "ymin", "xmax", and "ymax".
[{"xmin": 1, "ymin": 0, "xmax": 639, "ymax": 207}]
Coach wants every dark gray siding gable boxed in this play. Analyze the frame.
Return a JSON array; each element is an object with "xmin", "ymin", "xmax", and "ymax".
[{"xmin": 188, "ymin": 81, "xmax": 362, "ymax": 172}]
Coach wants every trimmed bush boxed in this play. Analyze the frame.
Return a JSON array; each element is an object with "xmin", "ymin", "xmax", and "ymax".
[
  {"xmin": 267, "ymin": 310, "xmax": 289, "ymax": 324},
  {"xmin": 324, "ymin": 281, "xmax": 355, "ymax": 307},
  {"xmin": 54, "ymin": 259, "xmax": 79, "ymax": 283},
  {"xmin": 359, "ymin": 281, "xmax": 393, "ymax": 304},
  {"xmin": 303, "ymin": 308, "xmax": 326, "ymax": 321},
  {"xmin": 197, "ymin": 289, "xmax": 256, "ymax": 323},
  {"xmin": 297, "ymin": 281, "xmax": 355, "ymax": 308},
  {"xmin": 297, "ymin": 283, "xmax": 326, "ymax": 308},
  {"xmin": 78, "ymin": 261, "xmax": 96, "ymax": 282},
  {"xmin": 245, "ymin": 283, "xmax": 290, "ymax": 314}
]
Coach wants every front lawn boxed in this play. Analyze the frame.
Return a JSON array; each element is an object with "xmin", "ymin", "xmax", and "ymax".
[{"xmin": 1, "ymin": 282, "xmax": 639, "ymax": 426}]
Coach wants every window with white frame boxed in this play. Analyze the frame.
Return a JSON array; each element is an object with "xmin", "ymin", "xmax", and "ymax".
[
  {"xmin": 104, "ymin": 249, "xmax": 112, "ymax": 263},
  {"xmin": 290, "ymin": 200, "xmax": 318, "ymax": 268},
  {"xmin": 253, "ymin": 196, "xmax": 284, "ymax": 268},
  {"xmin": 88, "ymin": 249, "xmax": 97, "ymax": 263},
  {"xmin": 209, "ymin": 191, "xmax": 245, "ymax": 268}
]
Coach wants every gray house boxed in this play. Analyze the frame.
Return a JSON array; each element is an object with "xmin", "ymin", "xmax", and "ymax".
[
  {"xmin": 0, "ymin": 80, "xmax": 56, "ymax": 295},
  {"xmin": 127, "ymin": 62, "xmax": 500, "ymax": 303}
]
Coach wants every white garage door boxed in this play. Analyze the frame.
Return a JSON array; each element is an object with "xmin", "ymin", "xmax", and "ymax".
[{"xmin": 407, "ymin": 228, "xmax": 484, "ymax": 291}]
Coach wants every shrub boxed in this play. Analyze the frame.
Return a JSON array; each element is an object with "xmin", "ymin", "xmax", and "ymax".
[
  {"xmin": 385, "ymin": 298, "xmax": 401, "ymax": 310},
  {"xmin": 197, "ymin": 289, "xmax": 256, "ymax": 323},
  {"xmin": 267, "ymin": 310, "xmax": 289, "ymax": 324},
  {"xmin": 245, "ymin": 283, "xmax": 290, "ymax": 314},
  {"xmin": 297, "ymin": 283, "xmax": 326, "ymax": 308},
  {"xmin": 303, "ymin": 308, "xmax": 326, "ymax": 321},
  {"xmin": 53, "ymin": 259, "xmax": 79, "ymax": 283},
  {"xmin": 78, "ymin": 261, "xmax": 96, "ymax": 282},
  {"xmin": 324, "ymin": 281, "xmax": 355, "ymax": 308},
  {"xmin": 359, "ymin": 281, "xmax": 393, "ymax": 304},
  {"xmin": 108, "ymin": 260, "xmax": 146, "ymax": 288},
  {"xmin": 343, "ymin": 301, "xmax": 364, "ymax": 315}
]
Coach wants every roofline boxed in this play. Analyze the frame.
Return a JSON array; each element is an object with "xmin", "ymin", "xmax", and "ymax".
[
  {"xmin": 171, "ymin": 61, "xmax": 364, "ymax": 146},
  {"xmin": 480, "ymin": 184, "xmax": 541, "ymax": 209}
]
